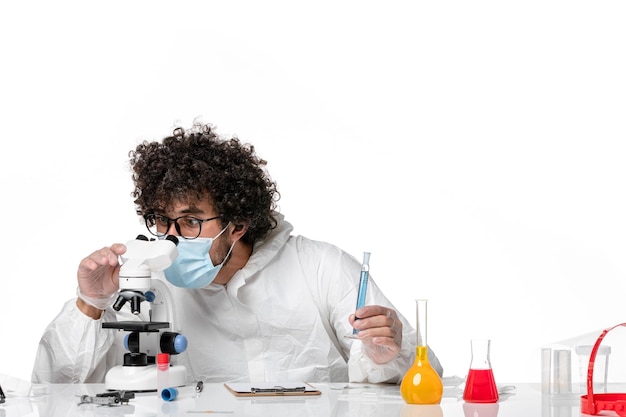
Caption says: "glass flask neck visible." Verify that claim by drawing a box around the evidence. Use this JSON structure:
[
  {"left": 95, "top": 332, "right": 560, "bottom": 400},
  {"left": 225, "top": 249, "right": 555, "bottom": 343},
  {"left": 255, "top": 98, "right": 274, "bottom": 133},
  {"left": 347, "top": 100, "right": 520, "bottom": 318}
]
[
  {"left": 470, "top": 339, "right": 492, "bottom": 370},
  {"left": 416, "top": 345, "right": 430, "bottom": 362}
]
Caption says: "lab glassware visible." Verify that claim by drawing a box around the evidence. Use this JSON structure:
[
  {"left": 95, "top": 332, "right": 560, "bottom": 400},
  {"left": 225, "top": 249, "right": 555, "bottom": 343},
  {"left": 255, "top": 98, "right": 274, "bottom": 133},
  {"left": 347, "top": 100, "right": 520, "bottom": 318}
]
[
  {"left": 344, "top": 252, "right": 371, "bottom": 340},
  {"left": 353, "top": 252, "right": 371, "bottom": 336},
  {"left": 576, "top": 345, "right": 610, "bottom": 393},
  {"left": 463, "top": 339, "right": 499, "bottom": 403},
  {"left": 157, "top": 353, "right": 170, "bottom": 400},
  {"left": 400, "top": 299, "right": 443, "bottom": 404}
]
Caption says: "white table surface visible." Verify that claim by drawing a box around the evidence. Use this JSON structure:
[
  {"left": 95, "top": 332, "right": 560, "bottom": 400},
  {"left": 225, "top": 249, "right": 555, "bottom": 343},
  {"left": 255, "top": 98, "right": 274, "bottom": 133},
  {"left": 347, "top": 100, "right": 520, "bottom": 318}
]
[{"left": 0, "top": 381, "right": 585, "bottom": 417}]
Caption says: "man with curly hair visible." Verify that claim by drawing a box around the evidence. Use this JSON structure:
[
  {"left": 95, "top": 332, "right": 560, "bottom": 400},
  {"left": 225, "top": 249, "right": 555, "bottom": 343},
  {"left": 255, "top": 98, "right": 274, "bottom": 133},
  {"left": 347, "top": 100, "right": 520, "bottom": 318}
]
[{"left": 32, "top": 120, "right": 442, "bottom": 384}]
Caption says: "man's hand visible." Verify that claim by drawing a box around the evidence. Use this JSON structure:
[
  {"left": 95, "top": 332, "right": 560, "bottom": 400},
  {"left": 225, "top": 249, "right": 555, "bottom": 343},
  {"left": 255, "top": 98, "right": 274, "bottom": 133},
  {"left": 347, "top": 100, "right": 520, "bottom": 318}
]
[
  {"left": 349, "top": 305, "right": 402, "bottom": 364},
  {"left": 76, "top": 244, "right": 126, "bottom": 317}
]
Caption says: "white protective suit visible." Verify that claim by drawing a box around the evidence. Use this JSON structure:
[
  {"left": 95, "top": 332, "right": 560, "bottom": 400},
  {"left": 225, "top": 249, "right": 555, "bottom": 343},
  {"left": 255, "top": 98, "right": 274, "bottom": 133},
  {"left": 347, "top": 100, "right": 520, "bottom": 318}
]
[{"left": 32, "top": 215, "right": 443, "bottom": 384}]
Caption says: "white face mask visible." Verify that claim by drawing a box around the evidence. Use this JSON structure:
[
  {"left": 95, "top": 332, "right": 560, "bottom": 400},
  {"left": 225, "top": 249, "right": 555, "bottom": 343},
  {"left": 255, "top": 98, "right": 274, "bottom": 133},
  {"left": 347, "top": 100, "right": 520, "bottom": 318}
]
[{"left": 163, "top": 224, "right": 233, "bottom": 288}]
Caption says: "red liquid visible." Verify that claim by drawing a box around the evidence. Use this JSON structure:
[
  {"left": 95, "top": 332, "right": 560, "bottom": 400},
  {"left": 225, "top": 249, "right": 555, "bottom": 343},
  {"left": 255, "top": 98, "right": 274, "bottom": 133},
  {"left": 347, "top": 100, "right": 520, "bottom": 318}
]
[{"left": 463, "top": 368, "right": 499, "bottom": 403}]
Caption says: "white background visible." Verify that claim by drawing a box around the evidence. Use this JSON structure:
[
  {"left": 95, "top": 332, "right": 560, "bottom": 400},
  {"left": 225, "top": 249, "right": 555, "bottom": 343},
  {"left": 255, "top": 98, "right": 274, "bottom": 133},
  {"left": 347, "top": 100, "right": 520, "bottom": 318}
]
[{"left": 1, "top": 1, "right": 625, "bottom": 385}]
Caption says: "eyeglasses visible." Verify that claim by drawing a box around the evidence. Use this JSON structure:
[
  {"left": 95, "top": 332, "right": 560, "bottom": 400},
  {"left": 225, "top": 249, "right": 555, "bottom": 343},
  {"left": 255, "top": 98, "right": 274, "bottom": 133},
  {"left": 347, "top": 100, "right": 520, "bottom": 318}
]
[{"left": 143, "top": 213, "right": 222, "bottom": 240}]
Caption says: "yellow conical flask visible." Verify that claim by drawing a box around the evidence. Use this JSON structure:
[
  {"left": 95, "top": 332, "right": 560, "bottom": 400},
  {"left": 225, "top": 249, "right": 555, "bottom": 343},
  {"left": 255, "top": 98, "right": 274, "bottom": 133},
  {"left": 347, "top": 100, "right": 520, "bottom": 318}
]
[{"left": 400, "top": 299, "right": 443, "bottom": 404}]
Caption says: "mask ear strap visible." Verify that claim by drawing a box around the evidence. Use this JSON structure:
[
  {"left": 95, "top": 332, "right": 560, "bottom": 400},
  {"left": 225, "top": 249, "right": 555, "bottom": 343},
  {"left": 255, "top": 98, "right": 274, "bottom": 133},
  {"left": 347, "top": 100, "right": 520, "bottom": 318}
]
[
  {"left": 216, "top": 222, "right": 235, "bottom": 265},
  {"left": 214, "top": 222, "right": 232, "bottom": 240},
  {"left": 219, "top": 239, "right": 236, "bottom": 267}
]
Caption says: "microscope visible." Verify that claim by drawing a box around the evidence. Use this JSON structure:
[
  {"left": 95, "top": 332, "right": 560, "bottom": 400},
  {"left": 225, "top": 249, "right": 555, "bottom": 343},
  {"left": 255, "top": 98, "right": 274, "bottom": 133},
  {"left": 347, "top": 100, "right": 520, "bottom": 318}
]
[{"left": 102, "top": 235, "right": 188, "bottom": 391}]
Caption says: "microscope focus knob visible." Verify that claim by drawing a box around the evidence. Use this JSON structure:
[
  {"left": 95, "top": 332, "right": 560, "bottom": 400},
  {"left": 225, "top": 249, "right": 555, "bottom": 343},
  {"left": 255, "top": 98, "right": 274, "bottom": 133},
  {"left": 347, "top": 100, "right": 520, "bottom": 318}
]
[
  {"left": 124, "top": 332, "right": 141, "bottom": 353},
  {"left": 160, "top": 332, "right": 188, "bottom": 355}
]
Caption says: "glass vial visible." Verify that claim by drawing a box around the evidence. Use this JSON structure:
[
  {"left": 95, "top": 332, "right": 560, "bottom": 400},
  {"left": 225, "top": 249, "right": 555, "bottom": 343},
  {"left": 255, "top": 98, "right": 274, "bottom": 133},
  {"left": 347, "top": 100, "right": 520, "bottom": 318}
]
[
  {"left": 400, "top": 299, "right": 443, "bottom": 404},
  {"left": 157, "top": 353, "right": 170, "bottom": 400},
  {"left": 463, "top": 339, "right": 499, "bottom": 403}
]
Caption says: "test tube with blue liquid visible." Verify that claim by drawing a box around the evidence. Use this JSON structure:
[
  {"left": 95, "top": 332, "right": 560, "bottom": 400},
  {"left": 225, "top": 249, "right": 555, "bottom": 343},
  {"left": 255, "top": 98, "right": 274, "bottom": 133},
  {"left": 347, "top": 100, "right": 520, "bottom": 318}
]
[{"left": 352, "top": 252, "right": 371, "bottom": 336}]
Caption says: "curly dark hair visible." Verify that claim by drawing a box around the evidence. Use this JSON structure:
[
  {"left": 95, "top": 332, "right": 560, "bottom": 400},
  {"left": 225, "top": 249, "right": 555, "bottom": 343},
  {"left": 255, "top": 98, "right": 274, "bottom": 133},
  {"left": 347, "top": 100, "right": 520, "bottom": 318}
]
[{"left": 129, "top": 121, "right": 279, "bottom": 245}]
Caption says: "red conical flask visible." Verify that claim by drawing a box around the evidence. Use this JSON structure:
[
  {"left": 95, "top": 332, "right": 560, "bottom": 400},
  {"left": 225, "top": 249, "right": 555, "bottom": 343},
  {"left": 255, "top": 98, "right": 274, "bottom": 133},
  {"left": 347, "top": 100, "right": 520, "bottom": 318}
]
[{"left": 463, "top": 339, "right": 499, "bottom": 403}]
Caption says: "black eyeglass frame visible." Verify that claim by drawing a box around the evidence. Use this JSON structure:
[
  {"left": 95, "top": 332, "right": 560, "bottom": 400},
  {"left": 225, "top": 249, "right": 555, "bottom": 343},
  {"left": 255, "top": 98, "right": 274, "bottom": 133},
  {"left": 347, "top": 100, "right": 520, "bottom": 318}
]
[{"left": 143, "top": 213, "right": 222, "bottom": 240}]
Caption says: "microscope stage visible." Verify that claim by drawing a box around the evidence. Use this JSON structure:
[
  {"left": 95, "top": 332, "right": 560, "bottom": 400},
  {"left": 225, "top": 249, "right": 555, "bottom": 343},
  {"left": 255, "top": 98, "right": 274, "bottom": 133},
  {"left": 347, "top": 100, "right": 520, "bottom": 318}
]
[{"left": 102, "top": 321, "right": 170, "bottom": 332}]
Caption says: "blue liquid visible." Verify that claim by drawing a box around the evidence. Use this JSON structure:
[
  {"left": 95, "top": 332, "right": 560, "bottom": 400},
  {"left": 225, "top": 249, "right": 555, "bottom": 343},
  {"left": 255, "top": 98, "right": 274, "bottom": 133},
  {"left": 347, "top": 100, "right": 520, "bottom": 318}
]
[{"left": 353, "top": 270, "right": 369, "bottom": 335}]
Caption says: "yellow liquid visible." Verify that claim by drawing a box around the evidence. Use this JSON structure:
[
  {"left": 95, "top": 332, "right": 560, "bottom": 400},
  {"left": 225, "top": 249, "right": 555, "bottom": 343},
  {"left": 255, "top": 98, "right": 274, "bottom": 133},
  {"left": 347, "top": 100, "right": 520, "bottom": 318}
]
[{"left": 400, "top": 345, "right": 443, "bottom": 404}]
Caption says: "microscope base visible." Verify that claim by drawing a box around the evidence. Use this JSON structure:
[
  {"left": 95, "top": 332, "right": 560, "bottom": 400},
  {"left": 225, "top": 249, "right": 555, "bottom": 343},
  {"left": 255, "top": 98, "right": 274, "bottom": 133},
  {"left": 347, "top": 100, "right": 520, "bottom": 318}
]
[{"left": 105, "top": 364, "right": 187, "bottom": 391}]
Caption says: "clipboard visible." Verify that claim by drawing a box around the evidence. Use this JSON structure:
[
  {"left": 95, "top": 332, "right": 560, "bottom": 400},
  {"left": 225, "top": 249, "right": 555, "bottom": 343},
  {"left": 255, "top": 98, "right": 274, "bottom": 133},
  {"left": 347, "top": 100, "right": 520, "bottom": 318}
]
[{"left": 224, "top": 382, "right": 321, "bottom": 397}]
